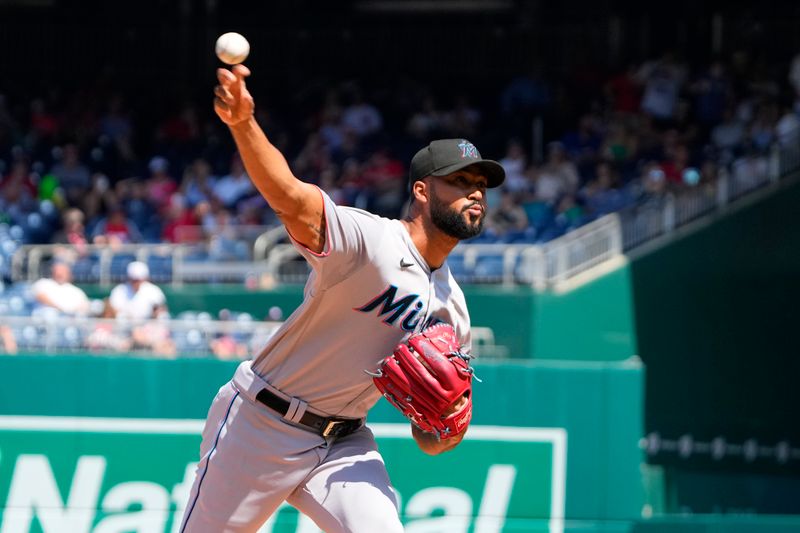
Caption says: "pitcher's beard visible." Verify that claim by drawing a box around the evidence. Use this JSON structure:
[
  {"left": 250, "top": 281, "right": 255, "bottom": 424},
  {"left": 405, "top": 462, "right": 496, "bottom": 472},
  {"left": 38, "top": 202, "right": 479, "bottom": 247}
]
[{"left": 429, "top": 193, "right": 484, "bottom": 240}]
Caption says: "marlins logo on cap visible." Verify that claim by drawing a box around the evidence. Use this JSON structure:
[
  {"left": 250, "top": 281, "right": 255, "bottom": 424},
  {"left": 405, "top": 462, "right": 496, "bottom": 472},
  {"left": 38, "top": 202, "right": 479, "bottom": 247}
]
[{"left": 457, "top": 140, "right": 479, "bottom": 159}]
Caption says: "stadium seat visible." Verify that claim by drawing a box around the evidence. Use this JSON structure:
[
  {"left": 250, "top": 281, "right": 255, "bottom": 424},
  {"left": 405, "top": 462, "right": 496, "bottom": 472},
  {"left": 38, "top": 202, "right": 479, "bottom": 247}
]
[
  {"left": 147, "top": 255, "right": 173, "bottom": 283},
  {"left": 109, "top": 254, "right": 137, "bottom": 281},
  {"left": 473, "top": 255, "right": 505, "bottom": 283}
]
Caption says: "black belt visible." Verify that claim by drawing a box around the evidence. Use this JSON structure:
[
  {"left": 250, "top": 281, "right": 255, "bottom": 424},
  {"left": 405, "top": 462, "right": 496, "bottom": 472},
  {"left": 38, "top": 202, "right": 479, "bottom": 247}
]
[{"left": 255, "top": 388, "right": 363, "bottom": 439}]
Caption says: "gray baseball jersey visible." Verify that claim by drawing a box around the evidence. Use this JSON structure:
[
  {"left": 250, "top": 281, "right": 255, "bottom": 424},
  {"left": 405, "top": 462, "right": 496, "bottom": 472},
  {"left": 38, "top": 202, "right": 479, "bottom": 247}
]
[
  {"left": 180, "top": 189, "right": 473, "bottom": 532},
  {"left": 250, "top": 189, "right": 472, "bottom": 418}
]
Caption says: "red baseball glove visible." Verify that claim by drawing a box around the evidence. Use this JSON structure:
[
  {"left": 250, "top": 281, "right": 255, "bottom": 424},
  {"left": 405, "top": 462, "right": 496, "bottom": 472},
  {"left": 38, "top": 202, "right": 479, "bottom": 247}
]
[{"left": 369, "top": 323, "right": 475, "bottom": 440}]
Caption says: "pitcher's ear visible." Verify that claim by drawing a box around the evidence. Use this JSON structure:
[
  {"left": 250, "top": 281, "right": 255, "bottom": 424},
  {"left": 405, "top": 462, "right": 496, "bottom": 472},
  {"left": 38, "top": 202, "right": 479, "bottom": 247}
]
[{"left": 411, "top": 179, "right": 429, "bottom": 204}]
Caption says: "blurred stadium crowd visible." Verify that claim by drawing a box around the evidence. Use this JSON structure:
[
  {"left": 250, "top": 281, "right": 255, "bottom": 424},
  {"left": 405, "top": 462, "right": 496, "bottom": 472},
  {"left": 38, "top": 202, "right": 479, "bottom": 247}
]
[
  {"left": 0, "top": 259, "right": 282, "bottom": 357},
  {"left": 2, "top": 47, "right": 800, "bottom": 355}
]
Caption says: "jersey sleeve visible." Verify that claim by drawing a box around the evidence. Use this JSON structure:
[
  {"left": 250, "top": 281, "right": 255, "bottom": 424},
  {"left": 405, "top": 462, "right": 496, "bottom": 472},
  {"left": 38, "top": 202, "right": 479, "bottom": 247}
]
[{"left": 287, "top": 188, "right": 380, "bottom": 289}]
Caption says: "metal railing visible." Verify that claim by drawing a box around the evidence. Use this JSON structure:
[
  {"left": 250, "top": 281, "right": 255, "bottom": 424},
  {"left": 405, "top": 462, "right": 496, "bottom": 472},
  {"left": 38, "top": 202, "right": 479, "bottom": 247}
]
[
  {"left": 253, "top": 226, "right": 290, "bottom": 262},
  {"left": 12, "top": 243, "right": 179, "bottom": 285},
  {"left": 252, "top": 213, "right": 623, "bottom": 289},
  {"left": 517, "top": 214, "right": 622, "bottom": 288},
  {"left": 0, "top": 315, "right": 506, "bottom": 359},
  {"left": 0, "top": 315, "right": 283, "bottom": 358},
  {"left": 10, "top": 226, "right": 280, "bottom": 286},
  {"left": 7, "top": 217, "right": 624, "bottom": 288},
  {"left": 620, "top": 141, "right": 800, "bottom": 251}
]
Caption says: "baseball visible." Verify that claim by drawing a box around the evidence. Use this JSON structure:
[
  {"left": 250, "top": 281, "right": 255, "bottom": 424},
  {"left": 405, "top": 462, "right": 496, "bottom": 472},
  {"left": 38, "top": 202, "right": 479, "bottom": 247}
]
[{"left": 215, "top": 32, "right": 250, "bottom": 65}]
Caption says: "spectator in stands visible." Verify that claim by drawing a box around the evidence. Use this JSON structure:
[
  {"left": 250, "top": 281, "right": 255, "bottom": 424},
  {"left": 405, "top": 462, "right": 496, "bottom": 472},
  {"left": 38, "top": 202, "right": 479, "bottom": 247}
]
[
  {"left": 535, "top": 142, "right": 580, "bottom": 201},
  {"left": 91, "top": 204, "right": 143, "bottom": 245},
  {"left": 180, "top": 157, "right": 217, "bottom": 207},
  {"left": 318, "top": 167, "right": 348, "bottom": 206},
  {"left": 52, "top": 208, "right": 89, "bottom": 253},
  {"left": 499, "top": 139, "right": 529, "bottom": 194},
  {"left": 775, "top": 103, "right": 800, "bottom": 147},
  {"left": 86, "top": 299, "right": 133, "bottom": 353},
  {"left": 660, "top": 144, "right": 692, "bottom": 185},
  {"left": 123, "top": 179, "right": 159, "bottom": 238},
  {"left": 485, "top": 190, "right": 529, "bottom": 240},
  {"left": 0, "top": 159, "right": 37, "bottom": 213},
  {"left": 109, "top": 261, "right": 168, "bottom": 320},
  {"left": 210, "top": 309, "right": 250, "bottom": 360},
  {"left": 331, "top": 129, "right": 364, "bottom": 168},
  {"left": 601, "top": 120, "right": 638, "bottom": 170},
  {"left": 444, "top": 95, "right": 481, "bottom": 137},
  {"left": 341, "top": 89, "right": 383, "bottom": 138},
  {"left": 213, "top": 152, "right": 255, "bottom": 209},
  {"left": 638, "top": 162, "right": 669, "bottom": 207},
  {"left": 748, "top": 103, "right": 778, "bottom": 153},
  {"left": 637, "top": 51, "right": 688, "bottom": 125},
  {"left": 605, "top": 63, "right": 642, "bottom": 115},
  {"left": 77, "top": 172, "right": 113, "bottom": 224},
  {"left": 0, "top": 324, "right": 17, "bottom": 354},
  {"left": 561, "top": 113, "right": 603, "bottom": 172},
  {"left": 50, "top": 143, "right": 91, "bottom": 206},
  {"left": 31, "top": 261, "right": 90, "bottom": 316},
  {"left": 581, "top": 161, "right": 629, "bottom": 216},
  {"left": 406, "top": 96, "right": 443, "bottom": 140},
  {"left": 360, "top": 149, "right": 405, "bottom": 217},
  {"left": 317, "top": 90, "right": 345, "bottom": 151},
  {"left": 500, "top": 69, "right": 552, "bottom": 117},
  {"left": 552, "top": 193, "right": 586, "bottom": 233},
  {"left": 161, "top": 193, "right": 200, "bottom": 243},
  {"left": 207, "top": 209, "right": 249, "bottom": 261},
  {"left": 690, "top": 60, "right": 732, "bottom": 132},
  {"left": 156, "top": 101, "right": 200, "bottom": 146},
  {"left": 698, "top": 158, "right": 719, "bottom": 187},
  {"left": 108, "top": 261, "right": 175, "bottom": 356},
  {"left": 711, "top": 107, "right": 746, "bottom": 160},
  {"left": 145, "top": 156, "right": 178, "bottom": 213},
  {"left": 731, "top": 143, "right": 769, "bottom": 187},
  {"left": 292, "top": 132, "right": 332, "bottom": 180}
]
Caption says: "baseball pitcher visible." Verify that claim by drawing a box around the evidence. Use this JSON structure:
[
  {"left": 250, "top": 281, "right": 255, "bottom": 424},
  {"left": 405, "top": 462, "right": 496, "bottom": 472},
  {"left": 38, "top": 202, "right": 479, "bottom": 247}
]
[{"left": 179, "top": 64, "right": 505, "bottom": 532}]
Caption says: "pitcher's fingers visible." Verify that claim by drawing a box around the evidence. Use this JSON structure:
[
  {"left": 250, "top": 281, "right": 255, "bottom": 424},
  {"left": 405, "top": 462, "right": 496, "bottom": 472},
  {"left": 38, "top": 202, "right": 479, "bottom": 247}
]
[
  {"left": 214, "top": 85, "right": 233, "bottom": 103},
  {"left": 217, "top": 68, "right": 236, "bottom": 87},
  {"left": 229, "top": 64, "right": 250, "bottom": 99},
  {"left": 231, "top": 64, "right": 251, "bottom": 79},
  {"left": 214, "top": 97, "right": 231, "bottom": 114}
]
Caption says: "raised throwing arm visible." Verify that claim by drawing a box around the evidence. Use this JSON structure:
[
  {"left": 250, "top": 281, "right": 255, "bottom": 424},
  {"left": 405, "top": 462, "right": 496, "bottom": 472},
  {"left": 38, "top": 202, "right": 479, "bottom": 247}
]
[{"left": 214, "top": 65, "right": 326, "bottom": 253}]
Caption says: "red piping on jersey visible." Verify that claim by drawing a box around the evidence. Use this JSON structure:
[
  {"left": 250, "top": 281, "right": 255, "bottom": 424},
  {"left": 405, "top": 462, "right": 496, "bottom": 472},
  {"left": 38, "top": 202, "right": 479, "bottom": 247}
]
[{"left": 285, "top": 185, "right": 331, "bottom": 258}]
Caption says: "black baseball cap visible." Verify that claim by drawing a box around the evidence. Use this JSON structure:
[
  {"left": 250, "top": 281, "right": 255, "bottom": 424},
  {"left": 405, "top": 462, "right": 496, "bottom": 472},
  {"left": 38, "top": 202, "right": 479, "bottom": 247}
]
[{"left": 409, "top": 139, "right": 505, "bottom": 189}]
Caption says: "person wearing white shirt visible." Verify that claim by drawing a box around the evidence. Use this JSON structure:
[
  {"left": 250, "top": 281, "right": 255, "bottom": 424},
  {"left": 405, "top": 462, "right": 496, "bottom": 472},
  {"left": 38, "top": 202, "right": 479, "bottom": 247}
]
[
  {"left": 109, "top": 261, "right": 168, "bottom": 320},
  {"left": 108, "top": 261, "right": 175, "bottom": 357},
  {"left": 32, "top": 262, "right": 90, "bottom": 316}
]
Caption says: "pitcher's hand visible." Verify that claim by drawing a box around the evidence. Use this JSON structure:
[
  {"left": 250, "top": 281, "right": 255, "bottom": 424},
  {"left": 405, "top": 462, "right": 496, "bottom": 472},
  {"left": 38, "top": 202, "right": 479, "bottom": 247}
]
[{"left": 214, "top": 64, "right": 254, "bottom": 127}]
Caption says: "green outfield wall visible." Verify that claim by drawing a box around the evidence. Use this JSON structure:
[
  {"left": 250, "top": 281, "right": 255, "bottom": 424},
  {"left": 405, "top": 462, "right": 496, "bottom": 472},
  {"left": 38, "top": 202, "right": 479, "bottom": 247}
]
[
  {"left": 0, "top": 354, "right": 644, "bottom": 533},
  {"left": 628, "top": 179, "right": 800, "bottom": 514},
  {"left": 531, "top": 264, "right": 636, "bottom": 361},
  {"left": 629, "top": 180, "right": 800, "bottom": 453}
]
